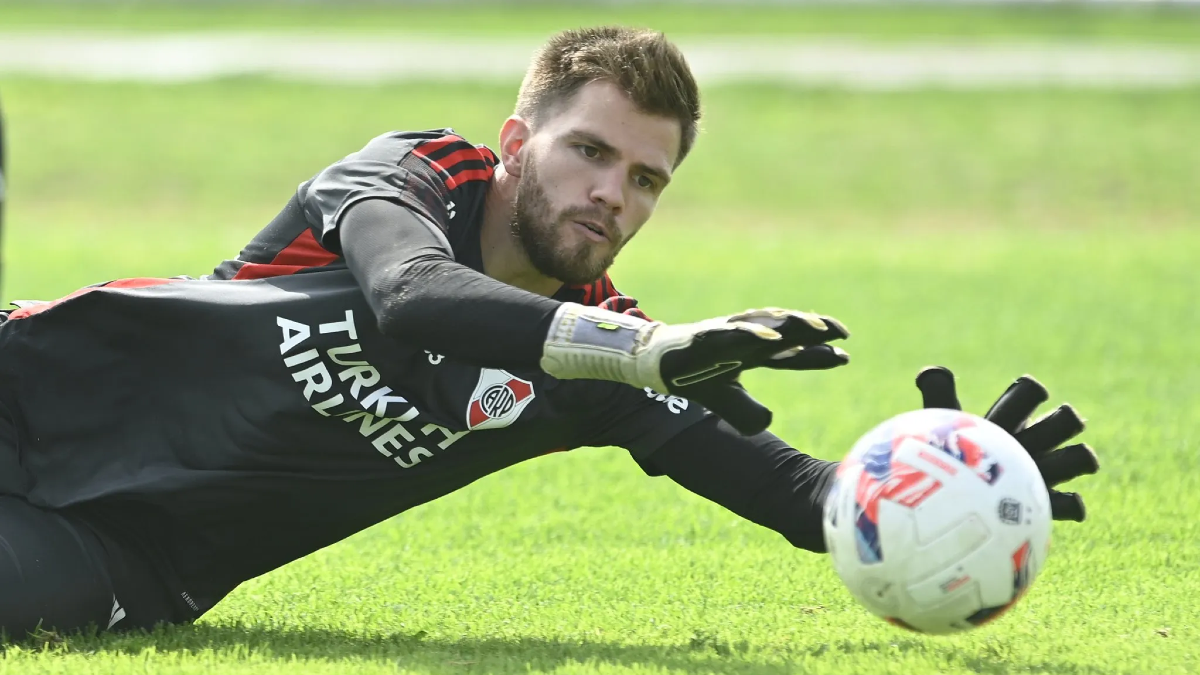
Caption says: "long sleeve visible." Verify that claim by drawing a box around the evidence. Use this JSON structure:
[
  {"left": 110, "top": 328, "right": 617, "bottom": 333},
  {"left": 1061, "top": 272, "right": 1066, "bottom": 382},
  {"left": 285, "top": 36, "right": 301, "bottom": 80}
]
[
  {"left": 340, "top": 198, "right": 561, "bottom": 370},
  {"left": 643, "top": 415, "right": 838, "bottom": 553}
]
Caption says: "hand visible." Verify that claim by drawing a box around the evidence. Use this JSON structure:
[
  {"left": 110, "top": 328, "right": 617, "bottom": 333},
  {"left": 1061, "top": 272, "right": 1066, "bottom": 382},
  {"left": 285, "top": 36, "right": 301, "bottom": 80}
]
[
  {"left": 655, "top": 308, "right": 851, "bottom": 434},
  {"left": 541, "top": 304, "right": 850, "bottom": 435},
  {"left": 914, "top": 366, "right": 1099, "bottom": 521}
]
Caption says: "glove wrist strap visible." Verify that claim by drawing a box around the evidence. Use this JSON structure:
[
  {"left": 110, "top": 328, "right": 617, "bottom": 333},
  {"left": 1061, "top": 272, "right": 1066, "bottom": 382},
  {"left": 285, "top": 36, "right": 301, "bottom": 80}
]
[{"left": 540, "top": 302, "right": 664, "bottom": 390}]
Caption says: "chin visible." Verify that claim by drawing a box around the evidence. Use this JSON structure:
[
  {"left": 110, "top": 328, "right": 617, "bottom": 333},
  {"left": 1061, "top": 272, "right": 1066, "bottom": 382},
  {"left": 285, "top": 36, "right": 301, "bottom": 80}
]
[{"left": 551, "top": 259, "right": 607, "bottom": 286}]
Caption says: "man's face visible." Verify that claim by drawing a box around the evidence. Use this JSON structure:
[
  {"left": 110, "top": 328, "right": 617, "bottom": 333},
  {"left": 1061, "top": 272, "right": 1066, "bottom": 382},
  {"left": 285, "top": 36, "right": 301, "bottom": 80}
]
[{"left": 511, "top": 80, "right": 681, "bottom": 286}]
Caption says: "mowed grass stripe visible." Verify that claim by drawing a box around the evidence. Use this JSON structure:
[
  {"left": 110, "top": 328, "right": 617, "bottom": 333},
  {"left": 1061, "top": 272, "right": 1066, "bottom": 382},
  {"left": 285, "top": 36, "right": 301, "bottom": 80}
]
[
  {"left": 0, "top": 1, "right": 1199, "bottom": 43},
  {"left": 2, "top": 79, "right": 1198, "bottom": 277}
]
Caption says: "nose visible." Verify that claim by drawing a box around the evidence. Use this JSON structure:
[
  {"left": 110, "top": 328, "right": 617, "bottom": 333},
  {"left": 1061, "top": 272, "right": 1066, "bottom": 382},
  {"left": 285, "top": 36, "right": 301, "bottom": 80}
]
[{"left": 589, "top": 167, "right": 625, "bottom": 217}]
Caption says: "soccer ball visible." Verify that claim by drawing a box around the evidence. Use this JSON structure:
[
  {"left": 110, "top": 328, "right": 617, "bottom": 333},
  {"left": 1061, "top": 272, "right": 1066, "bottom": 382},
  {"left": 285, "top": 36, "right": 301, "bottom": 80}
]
[{"left": 822, "top": 408, "right": 1052, "bottom": 634}]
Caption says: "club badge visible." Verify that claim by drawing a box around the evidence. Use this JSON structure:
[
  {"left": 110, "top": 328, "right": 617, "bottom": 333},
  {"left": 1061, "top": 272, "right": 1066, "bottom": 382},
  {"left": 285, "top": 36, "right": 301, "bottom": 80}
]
[{"left": 466, "top": 369, "right": 536, "bottom": 430}]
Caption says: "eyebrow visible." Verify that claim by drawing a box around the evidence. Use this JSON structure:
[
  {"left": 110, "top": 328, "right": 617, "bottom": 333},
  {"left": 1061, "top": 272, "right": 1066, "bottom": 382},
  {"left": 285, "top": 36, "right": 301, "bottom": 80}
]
[{"left": 569, "top": 130, "right": 673, "bottom": 187}]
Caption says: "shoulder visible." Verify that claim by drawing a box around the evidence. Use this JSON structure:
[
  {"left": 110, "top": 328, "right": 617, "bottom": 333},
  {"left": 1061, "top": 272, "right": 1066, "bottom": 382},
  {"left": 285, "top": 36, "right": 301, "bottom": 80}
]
[
  {"left": 402, "top": 130, "right": 499, "bottom": 192},
  {"left": 338, "top": 129, "right": 498, "bottom": 190},
  {"left": 350, "top": 129, "right": 498, "bottom": 190},
  {"left": 352, "top": 129, "right": 460, "bottom": 158}
]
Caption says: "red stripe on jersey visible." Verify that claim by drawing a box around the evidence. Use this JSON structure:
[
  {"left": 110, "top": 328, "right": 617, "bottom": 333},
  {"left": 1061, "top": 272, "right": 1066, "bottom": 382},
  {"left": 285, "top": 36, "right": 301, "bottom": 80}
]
[
  {"left": 413, "top": 136, "right": 495, "bottom": 190},
  {"left": 411, "top": 136, "right": 464, "bottom": 170},
  {"left": 105, "top": 278, "right": 182, "bottom": 290},
  {"left": 445, "top": 167, "right": 493, "bottom": 190},
  {"left": 412, "top": 135, "right": 459, "bottom": 157},
  {"left": 589, "top": 274, "right": 616, "bottom": 303},
  {"left": 8, "top": 277, "right": 182, "bottom": 321},
  {"left": 567, "top": 273, "right": 614, "bottom": 307},
  {"left": 564, "top": 273, "right": 651, "bottom": 318},
  {"left": 429, "top": 147, "right": 483, "bottom": 172},
  {"left": 232, "top": 229, "right": 339, "bottom": 281}
]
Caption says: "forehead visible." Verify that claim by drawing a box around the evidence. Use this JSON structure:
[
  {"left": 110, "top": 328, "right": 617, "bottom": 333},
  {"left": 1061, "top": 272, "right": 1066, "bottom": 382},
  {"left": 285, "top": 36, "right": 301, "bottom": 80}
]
[{"left": 538, "top": 80, "right": 682, "bottom": 171}]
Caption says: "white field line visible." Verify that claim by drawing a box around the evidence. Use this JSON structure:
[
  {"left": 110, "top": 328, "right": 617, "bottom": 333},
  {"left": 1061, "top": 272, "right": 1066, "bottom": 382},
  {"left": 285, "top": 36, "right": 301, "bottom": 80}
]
[{"left": 2, "top": 32, "right": 1200, "bottom": 88}]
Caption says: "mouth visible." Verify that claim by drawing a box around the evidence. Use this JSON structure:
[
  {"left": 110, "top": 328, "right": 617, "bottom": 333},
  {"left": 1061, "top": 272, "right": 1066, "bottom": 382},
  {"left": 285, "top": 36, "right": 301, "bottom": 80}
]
[{"left": 572, "top": 219, "right": 610, "bottom": 243}]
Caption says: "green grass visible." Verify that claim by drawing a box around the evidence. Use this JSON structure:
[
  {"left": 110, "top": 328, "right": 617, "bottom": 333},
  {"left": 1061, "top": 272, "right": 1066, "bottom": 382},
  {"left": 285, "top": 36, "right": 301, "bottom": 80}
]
[
  {"left": 1, "top": 75, "right": 1199, "bottom": 673},
  {"left": 3, "top": 78, "right": 1198, "bottom": 287},
  {"left": 1, "top": 0, "right": 1199, "bottom": 42}
]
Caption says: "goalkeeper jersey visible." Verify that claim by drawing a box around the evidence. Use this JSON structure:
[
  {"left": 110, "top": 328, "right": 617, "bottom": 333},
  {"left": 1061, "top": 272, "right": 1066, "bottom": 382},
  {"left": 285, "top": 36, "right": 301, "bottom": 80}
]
[
  {"left": 0, "top": 271, "right": 707, "bottom": 619},
  {"left": 0, "top": 129, "right": 708, "bottom": 618}
]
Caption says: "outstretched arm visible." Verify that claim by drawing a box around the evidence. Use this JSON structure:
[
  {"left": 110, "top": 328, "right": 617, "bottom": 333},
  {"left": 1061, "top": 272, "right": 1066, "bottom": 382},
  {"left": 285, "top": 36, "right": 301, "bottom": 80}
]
[
  {"left": 644, "top": 416, "right": 838, "bottom": 553},
  {"left": 643, "top": 368, "right": 1100, "bottom": 552},
  {"left": 339, "top": 196, "right": 850, "bottom": 435}
]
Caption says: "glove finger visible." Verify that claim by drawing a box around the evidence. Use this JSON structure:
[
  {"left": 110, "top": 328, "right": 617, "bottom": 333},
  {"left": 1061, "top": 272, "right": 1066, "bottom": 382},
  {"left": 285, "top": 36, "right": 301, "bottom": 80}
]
[
  {"left": 717, "top": 320, "right": 820, "bottom": 365},
  {"left": 763, "top": 344, "right": 850, "bottom": 371},
  {"left": 732, "top": 309, "right": 850, "bottom": 347},
  {"left": 915, "top": 366, "right": 962, "bottom": 411},
  {"left": 1034, "top": 443, "right": 1099, "bottom": 488},
  {"left": 723, "top": 320, "right": 783, "bottom": 342},
  {"left": 1015, "top": 404, "right": 1085, "bottom": 456},
  {"left": 797, "top": 314, "right": 850, "bottom": 341},
  {"left": 984, "top": 375, "right": 1049, "bottom": 434},
  {"left": 692, "top": 382, "right": 773, "bottom": 436},
  {"left": 1049, "top": 490, "right": 1087, "bottom": 522}
]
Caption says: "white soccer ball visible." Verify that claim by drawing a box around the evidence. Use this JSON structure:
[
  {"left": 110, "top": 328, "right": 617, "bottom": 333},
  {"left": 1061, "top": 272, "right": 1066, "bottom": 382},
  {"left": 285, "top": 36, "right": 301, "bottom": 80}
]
[{"left": 822, "top": 408, "right": 1052, "bottom": 634}]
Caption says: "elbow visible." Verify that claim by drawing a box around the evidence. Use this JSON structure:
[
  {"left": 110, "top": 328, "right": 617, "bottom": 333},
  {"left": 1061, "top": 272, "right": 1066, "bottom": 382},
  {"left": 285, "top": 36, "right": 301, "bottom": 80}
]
[
  {"left": 363, "top": 263, "right": 414, "bottom": 339},
  {"left": 373, "top": 293, "right": 410, "bottom": 339},
  {"left": 367, "top": 257, "right": 444, "bottom": 340}
]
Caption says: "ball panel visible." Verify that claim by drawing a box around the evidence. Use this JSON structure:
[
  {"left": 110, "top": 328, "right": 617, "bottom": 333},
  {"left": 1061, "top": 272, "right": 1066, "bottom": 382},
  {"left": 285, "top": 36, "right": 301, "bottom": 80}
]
[
  {"left": 965, "top": 541, "right": 1035, "bottom": 627},
  {"left": 904, "top": 514, "right": 991, "bottom": 600},
  {"left": 905, "top": 585, "right": 989, "bottom": 635}
]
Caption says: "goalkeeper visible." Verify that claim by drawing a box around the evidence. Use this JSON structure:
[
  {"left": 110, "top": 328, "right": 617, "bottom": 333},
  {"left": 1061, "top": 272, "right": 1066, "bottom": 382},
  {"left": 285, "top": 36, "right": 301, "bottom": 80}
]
[{"left": 0, "top": 27, "right": 1098, "bottom": 637}]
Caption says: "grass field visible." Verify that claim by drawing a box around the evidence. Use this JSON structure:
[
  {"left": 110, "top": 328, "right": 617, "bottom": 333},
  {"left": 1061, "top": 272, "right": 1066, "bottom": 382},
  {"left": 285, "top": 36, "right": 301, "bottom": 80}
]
[{"left": 1, "top": 3, "right": 1199, "bottom": 674}]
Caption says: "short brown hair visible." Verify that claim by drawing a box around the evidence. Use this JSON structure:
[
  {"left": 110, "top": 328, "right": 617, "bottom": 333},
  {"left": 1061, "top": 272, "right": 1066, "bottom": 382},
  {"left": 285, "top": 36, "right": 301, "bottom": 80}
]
[{"left": 516, "top": 26, "right": 701, "bottom": 166}]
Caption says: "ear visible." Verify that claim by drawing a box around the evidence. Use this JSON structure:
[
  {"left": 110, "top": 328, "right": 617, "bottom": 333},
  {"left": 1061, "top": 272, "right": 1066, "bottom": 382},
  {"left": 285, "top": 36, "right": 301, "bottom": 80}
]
[{"left": 499, "top": 116, "right": 531, "bottom": 178}]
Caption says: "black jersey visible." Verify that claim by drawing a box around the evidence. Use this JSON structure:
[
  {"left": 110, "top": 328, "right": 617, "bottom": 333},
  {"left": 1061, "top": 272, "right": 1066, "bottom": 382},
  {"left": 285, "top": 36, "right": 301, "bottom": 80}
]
[
  {"left": 208, "top": 129, "right": 642, "bottom": 315},
  {"left": 0, "top": 129, "right": 707, "bottom": 617},
  {"left": 0, "top": 271, "right": 708, "bottom": 618}
]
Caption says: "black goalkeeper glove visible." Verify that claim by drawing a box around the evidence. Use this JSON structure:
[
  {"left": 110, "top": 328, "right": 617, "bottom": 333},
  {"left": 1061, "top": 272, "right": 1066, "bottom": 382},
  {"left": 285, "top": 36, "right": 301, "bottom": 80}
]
[
  {"left": 541, "top": 304, "right": 850, "bottom": 435},
  {"left": 914, "top": 366, "right": 1099, "bottom": 522}
]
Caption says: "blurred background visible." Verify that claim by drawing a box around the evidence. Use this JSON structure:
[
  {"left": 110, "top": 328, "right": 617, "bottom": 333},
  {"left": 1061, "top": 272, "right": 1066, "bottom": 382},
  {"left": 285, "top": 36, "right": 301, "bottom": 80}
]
[
  {"left": 2, "top": 0, "right": 1197, "bottom": 433},
  {"left": 3, "top": 1, "right": 1199, "bottom": 286}
]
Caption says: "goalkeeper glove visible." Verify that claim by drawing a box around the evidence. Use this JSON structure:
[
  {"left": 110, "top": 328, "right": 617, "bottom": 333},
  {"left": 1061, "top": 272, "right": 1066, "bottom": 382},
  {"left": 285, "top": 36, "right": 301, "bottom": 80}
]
[
  {"left": 914, "top": 366, "right": 1100, "bottom": 522},
  {"left": 541, "top": 302, "right": 850, "bottom": 435}
]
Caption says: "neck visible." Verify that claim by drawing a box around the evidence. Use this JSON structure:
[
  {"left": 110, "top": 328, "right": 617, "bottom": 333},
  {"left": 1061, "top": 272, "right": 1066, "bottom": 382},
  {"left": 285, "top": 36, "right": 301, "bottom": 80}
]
[{"left": 480, "top": 164, "right": 565, "bottom": 298}]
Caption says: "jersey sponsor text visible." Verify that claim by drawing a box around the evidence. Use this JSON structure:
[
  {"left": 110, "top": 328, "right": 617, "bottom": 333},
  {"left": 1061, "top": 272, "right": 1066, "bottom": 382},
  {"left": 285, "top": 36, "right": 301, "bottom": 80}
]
[{"left": 277, "top": 309, "right": 467, "bottom": 468}]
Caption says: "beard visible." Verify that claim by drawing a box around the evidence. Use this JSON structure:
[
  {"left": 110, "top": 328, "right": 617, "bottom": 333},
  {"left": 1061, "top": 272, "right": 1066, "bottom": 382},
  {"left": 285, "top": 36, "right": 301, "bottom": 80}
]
[{"left": 510, "top": 159, "right": 620, "bottom": 286}]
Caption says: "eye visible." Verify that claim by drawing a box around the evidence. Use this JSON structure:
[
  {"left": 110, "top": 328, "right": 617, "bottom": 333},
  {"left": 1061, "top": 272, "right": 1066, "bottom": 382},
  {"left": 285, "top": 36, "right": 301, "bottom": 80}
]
[
  {"left": 577, "top": 144, "right": 600, "bottom": 159},
  {"left": 635, "top": 175, "right": 655, "bottom": 190}
]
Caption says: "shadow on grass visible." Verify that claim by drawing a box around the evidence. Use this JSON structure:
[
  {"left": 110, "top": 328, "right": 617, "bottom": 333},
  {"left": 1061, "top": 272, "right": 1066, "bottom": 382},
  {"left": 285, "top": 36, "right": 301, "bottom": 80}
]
[
  {"left": 827, "top": 637, "right": 1115, "bottom": 675},
  {"left": 8, "top": 624, "right": 1115, "bottom": 675},
  {"left": 12, "top": 623, "right": 792, "bottom": 674}
]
